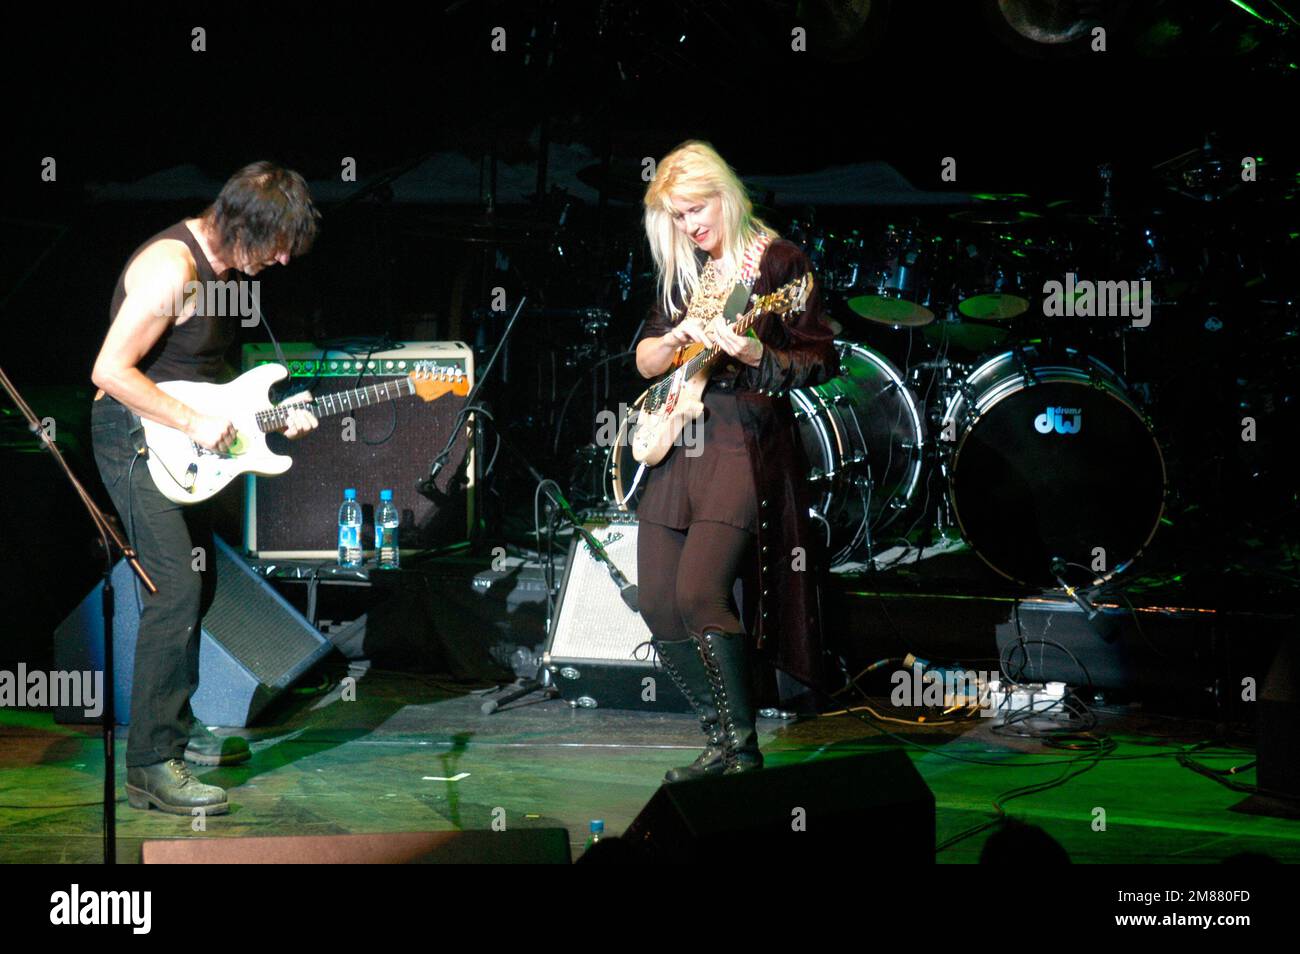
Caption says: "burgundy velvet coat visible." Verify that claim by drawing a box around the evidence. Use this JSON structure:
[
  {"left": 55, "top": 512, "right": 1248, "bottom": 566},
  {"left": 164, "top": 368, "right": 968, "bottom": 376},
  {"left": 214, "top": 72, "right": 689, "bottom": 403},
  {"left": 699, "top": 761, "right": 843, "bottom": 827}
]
[{"left": 639, "top": 239, "right": 840, "bottom": 689}]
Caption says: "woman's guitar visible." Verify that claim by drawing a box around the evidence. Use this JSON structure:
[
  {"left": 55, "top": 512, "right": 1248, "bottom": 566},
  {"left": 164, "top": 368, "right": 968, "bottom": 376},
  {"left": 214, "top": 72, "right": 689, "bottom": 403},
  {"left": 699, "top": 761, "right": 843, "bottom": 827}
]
[
  {"left": 141, "top": 361, "right": 468, "bottom": 504},
  {"left": 628, "top": 273, "right": 812, "bottom": 467}
]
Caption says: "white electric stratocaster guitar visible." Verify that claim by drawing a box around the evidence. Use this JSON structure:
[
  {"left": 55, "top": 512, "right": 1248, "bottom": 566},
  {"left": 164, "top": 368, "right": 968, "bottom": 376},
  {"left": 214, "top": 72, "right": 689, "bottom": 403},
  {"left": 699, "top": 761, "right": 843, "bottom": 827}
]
[
  {"left": 628, "top": 272, "right": 813, "bottom": 467},
  {"left": 141, "top": 361, "right": 469, "bottom": 504}
]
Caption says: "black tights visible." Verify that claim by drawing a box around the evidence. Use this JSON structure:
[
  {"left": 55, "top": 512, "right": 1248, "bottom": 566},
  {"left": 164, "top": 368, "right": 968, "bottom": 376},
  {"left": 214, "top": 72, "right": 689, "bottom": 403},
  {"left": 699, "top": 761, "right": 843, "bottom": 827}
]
[{"left": 637, "top": 520, "right": 754, "bottom": 643}]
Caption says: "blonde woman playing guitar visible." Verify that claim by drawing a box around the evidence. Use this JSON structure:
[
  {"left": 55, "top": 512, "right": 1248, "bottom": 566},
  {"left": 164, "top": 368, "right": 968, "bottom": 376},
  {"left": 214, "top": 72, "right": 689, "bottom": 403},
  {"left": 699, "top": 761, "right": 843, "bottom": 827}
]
[{"left": 634, "top": 142, "right": 839, "bottom": 782}]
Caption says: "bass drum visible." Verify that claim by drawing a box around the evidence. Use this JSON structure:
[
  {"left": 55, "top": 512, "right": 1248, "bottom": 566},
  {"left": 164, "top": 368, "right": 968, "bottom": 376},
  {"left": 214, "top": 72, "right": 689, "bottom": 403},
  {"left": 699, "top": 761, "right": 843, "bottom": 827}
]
[
  {"left": 941, "top": 347, "right": 1166, "bottom": 587},
  {"left": 792, "top": 341, "right": 924, "bottom": 566}
]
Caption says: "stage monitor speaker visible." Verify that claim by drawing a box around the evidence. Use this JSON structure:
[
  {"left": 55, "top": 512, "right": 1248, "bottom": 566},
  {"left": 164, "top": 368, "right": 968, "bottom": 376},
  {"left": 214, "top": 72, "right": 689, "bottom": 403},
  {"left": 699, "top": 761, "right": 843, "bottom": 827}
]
[
  {"left": 541, "top": 518, "right": 690, "bottom": 712},
  {"left": 621, "top": 750, "right": 935, "bottom": 863},
  {"left": 54, "top": 536, "right": 333, "bottom": 728},
  {"left": 994, "top": 595, "right": 1210, "bottom": 691},
  {"left": 241, "top": 342, "right": 475, "bottom": 558},
  {"left": 142, "top": 829, "right": 571, "bottom": 863}
]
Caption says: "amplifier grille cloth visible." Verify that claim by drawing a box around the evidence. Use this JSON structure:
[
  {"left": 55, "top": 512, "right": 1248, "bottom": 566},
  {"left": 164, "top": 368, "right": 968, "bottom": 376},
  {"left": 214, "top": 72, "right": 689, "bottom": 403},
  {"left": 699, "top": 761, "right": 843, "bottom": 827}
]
[
  {"left": 549, "top": 524, "right": 651, "bottom": 662},
  {"left": 203, "top": 545, "right": 326, "bottom": 686}
]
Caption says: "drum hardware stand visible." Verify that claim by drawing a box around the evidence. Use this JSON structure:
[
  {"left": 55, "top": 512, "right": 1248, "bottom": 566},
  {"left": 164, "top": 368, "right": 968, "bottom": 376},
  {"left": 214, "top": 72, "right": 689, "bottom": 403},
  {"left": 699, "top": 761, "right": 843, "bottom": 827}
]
[
  {"left": 1098, "top": 163, "right": 1115, "bottom": 220},
  {"left": 856, "top": 475, "right": 877, "bottom": 567}
]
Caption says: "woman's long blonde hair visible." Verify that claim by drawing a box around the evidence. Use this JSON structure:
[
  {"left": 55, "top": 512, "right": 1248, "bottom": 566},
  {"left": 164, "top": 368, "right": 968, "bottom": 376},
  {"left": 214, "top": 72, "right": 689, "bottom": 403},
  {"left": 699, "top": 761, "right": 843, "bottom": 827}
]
[{"left": 643, "top": 141, "right": 774, "bottom": 320}]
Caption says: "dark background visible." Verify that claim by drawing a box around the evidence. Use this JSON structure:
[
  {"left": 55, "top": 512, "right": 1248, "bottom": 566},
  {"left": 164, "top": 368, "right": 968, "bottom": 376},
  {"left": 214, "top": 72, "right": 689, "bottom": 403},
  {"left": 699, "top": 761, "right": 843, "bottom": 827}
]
[{"left": 2, "top": 0, "right": 1296, "bottom": 665}]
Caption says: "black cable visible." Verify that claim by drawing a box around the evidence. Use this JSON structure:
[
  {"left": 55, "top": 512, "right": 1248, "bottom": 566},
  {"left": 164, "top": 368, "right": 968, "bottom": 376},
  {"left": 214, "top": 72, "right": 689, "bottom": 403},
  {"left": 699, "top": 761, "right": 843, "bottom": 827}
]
[
  {"left": 126, "top": 445, "right": 143, "bottom": 618},
  {"left": 304, "top": 338, "right": 402, "bottom": 448},
  {"left": 1114, "top": 590, "right": 1171, "bottom": 659},
  {"left": 936, "top": 733, "right": 1116, "bottom": 854},
  {"left": 1177, "top": 741, "right": 1300, "bottom": 803},
  {"left": 465, "top": 406, "right": 502, "bottom": 479}
]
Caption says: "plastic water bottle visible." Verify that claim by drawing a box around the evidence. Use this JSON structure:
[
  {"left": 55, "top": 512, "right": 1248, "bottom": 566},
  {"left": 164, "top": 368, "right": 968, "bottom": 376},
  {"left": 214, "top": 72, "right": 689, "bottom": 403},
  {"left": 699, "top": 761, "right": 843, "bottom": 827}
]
[
  {"left": 584, "top": 819, "right": 604, "bottom": 852},
  {"left": 376, "top": 489, "right": 400, "bottom": 568},
  {"left": 338, "top": 488, "right": 362, "bottom": 567}
]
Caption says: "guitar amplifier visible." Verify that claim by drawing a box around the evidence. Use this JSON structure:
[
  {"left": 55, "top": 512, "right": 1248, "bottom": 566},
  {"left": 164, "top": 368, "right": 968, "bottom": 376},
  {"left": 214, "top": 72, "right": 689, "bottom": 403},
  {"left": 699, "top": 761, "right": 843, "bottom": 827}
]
[
  {"left": 542, "top": 519, "right": 690, "bottom": 713},
  {"left": 241, "top": 342, "right": 475, "bottom": 558}
]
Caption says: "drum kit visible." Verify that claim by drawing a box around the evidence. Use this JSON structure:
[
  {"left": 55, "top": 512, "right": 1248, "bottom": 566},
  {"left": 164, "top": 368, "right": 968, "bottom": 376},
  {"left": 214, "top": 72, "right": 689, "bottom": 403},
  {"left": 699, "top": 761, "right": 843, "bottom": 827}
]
[{"left": 776, "top": 197, "right": 1176, "bottom": 587}]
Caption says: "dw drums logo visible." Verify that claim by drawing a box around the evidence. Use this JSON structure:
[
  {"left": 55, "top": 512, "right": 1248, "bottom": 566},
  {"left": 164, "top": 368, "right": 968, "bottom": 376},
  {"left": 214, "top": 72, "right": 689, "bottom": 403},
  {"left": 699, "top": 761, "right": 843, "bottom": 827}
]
[{"left": 1034, "top": 406, "right": 1082, "bottom": 434}]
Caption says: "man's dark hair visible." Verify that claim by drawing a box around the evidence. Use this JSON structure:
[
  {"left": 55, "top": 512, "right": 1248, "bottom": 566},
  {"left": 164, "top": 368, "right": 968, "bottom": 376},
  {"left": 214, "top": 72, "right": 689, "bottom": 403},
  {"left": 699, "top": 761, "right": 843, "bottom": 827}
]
[{"left": 202, "top": 161, "right": 320, "bottom": 266}]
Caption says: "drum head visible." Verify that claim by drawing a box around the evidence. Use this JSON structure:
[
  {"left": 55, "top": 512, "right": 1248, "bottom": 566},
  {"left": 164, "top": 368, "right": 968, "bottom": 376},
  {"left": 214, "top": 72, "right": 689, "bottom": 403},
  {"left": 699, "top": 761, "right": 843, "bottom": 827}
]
[
  {"left": 794, "top": 342, "right": 923, "bottom": 564},
  {"left": 950, "top": 377, "right": 1165, "bottom": 586}
]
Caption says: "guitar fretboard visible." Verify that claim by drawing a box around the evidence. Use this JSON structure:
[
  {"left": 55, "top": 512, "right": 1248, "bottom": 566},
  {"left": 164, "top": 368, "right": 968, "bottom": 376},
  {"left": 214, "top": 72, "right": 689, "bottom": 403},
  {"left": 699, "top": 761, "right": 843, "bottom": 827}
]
[{"left": 254, "top": 378, "right": 413, "bottom": 432}]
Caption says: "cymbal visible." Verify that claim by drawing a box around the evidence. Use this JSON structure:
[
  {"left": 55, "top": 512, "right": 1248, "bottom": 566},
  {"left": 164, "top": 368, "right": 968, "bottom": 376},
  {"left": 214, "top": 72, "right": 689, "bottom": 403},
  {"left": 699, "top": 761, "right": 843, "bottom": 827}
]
[
  {"left": 958, "top": 293, "right": 1031, "bottom": 321},
  {"left": 845, "top": 294, "right": 934, "bottom": 327},
  {"left": 969, "top": 192, "right": 1032, "bottom": 203},
  {"left": 949, "top": 209, "right": 1044, "bottom": 227}
]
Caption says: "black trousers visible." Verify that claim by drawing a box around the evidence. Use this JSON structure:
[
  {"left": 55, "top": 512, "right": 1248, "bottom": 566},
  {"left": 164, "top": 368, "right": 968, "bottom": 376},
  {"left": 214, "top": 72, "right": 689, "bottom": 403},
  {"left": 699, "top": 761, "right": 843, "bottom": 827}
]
[
  {"left": 636, "top": 520, "right": 754, "bottom": 642},
  {"left": 90, "top": 397, "right": 216, "bottom": 767}
]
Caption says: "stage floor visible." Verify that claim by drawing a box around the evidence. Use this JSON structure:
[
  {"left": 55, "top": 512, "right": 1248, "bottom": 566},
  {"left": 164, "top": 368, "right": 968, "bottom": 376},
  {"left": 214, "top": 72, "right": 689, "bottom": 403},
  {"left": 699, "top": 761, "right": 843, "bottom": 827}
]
[{"left": 1, "top": 670, "right": 1296, "bottom": 863}]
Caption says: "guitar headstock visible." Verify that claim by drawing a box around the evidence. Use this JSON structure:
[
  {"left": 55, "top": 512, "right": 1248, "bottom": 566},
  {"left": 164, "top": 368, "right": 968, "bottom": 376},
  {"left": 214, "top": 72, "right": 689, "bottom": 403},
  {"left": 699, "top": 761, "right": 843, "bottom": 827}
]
[
  {"left": 410, "top": 361, "right": 470, "bottom": 401},
  {"left": 752, "top": 272, "right": 813, "bottom": 321}
]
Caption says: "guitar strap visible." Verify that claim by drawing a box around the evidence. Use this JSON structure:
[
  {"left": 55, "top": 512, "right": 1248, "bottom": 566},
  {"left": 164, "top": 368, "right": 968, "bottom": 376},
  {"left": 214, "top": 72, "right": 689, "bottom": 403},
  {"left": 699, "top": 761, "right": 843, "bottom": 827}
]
[{"left": 722, "top": 231, "right": 771, "bottom": 322}]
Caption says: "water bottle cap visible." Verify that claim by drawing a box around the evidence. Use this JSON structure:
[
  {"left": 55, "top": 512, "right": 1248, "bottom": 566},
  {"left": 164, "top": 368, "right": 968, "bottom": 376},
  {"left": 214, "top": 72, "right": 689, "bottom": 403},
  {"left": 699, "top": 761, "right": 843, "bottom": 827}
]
[
  {"left": 344, "top": 488, "right": 357, "bottom": 499},
  {"left": 380, "top": 489, "right": 393, "bottom": 501},
  {"left": 590, "top": 820, "right": 604, "bottom": 833}
]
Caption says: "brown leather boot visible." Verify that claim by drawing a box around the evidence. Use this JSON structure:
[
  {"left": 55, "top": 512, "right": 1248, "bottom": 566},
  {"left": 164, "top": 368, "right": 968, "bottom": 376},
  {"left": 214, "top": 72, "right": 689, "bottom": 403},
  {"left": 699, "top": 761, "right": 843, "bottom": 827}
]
[{"left": 126, "top": 759, "right": 230, "bottom": 815}]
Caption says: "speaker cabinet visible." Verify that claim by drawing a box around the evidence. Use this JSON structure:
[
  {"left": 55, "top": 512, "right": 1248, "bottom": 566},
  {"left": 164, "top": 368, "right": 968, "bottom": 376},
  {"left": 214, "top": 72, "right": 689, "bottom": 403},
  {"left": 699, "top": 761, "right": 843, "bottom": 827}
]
[
  {"left": 542, "top": 519, "right": 691, "bottom": 712},
  {"left": 241, "top": 342, "right": 475, "bottom": 558},
  {"left": 622, "top": 750, "right": 935, "bottom": 863},
  {"left": 54, "top": 536, "right": 333, "bottom": 727}
]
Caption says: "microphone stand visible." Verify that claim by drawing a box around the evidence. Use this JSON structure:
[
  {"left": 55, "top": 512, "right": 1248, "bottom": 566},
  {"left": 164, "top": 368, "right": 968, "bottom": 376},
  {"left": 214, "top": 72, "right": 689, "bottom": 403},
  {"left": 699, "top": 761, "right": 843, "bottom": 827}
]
[
  {"left": 1050, "top": 557, "right": 1101, "bottom": 621},
  {"left": 0, "top": 367, "right": 157, "bottom": 865},
  {"left": 418, "top": 296, "right": 527, "bottom": 503},
  {"left": 416, "top": 295, "right": 638, "bottom": 712}
]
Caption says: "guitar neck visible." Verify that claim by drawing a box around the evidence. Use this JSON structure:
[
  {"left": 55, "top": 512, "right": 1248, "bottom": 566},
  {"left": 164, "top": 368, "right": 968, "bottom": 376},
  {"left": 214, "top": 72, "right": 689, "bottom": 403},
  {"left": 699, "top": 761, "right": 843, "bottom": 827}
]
[
  {"left": 255, "top": 378, "right": 413, "bottom": 433},
  {"left": 679, "top": 307, "right": 761, "bottom": 381}
]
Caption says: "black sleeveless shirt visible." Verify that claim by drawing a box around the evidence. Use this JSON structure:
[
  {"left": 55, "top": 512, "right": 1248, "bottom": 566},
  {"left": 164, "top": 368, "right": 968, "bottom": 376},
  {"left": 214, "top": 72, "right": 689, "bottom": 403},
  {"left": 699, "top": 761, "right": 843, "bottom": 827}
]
[{"left": 108, "top": 220, "right": 236, "bottom": 383}]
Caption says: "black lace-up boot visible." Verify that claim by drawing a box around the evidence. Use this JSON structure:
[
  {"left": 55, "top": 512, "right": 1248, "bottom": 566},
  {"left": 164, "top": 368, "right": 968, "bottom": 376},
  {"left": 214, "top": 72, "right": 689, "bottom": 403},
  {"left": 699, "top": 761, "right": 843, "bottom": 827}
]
[
  {"left": 697, "top": 628, "right": 763, "bottom": 774},
  {"left": 651, "top": 636, "right": 726, "bottom": 782}
]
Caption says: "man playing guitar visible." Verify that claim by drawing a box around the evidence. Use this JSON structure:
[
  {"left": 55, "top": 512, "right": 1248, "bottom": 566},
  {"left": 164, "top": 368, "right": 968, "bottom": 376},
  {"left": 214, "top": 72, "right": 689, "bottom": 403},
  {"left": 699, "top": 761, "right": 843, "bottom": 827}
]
[{"left": 90, "top": 162, "right": 320, "bottom": 814}]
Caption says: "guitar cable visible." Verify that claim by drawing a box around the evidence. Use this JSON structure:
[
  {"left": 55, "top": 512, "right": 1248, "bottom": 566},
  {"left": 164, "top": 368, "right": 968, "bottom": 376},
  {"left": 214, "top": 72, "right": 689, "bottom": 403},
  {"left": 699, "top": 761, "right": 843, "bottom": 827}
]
[{"left": 126, "top": 442, "right": 143, "bottom": 618}]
